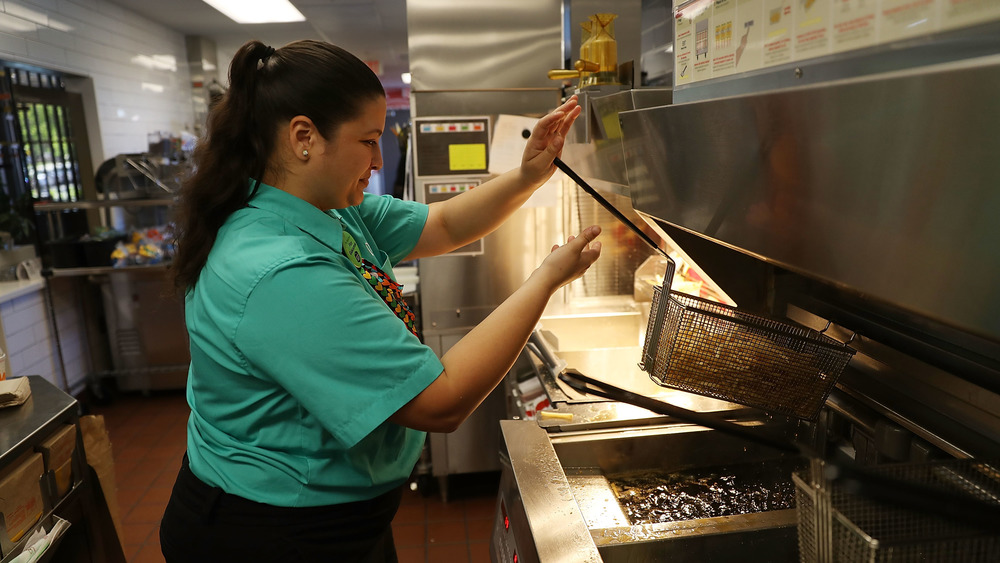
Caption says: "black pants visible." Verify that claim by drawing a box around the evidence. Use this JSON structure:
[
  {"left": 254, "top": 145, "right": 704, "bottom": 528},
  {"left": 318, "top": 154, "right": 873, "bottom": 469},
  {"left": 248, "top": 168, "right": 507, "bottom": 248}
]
[{"left": 160, "top": 455, "right": 401, "bottom": 562}]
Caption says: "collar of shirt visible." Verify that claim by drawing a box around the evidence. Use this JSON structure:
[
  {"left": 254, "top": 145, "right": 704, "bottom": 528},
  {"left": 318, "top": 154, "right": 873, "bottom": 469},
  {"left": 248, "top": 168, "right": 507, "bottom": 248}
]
[{"left": 246, "top": 179, "right": 345, "bottom": 255}]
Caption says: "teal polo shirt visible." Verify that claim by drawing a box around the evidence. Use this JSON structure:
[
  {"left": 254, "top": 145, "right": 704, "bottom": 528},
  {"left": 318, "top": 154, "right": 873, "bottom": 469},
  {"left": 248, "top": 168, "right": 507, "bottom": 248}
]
[{"left": 184, "top": 181, "right": 444, "bottom": 507}]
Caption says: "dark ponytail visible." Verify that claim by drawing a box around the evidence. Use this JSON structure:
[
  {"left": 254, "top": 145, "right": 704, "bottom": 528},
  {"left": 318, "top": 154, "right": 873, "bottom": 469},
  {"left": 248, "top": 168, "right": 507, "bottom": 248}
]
[{"left": 172, "top": 39, "right": 385, "bottom": 292}]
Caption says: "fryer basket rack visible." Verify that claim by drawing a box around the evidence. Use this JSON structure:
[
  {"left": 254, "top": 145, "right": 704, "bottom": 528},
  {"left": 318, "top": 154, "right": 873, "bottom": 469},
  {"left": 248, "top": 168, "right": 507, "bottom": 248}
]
[
  {"left": 640, "top": 286, "right": 855, "bottom": 420},
  {"left": 795, "top": 458, "right": 1000, "bottom": 562}
]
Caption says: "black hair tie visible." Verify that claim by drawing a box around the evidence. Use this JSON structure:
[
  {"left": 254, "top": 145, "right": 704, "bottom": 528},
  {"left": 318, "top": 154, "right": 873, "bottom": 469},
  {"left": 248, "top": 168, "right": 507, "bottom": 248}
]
[{"left": 260, "top": 46, "right": 276, "bottom": 64}]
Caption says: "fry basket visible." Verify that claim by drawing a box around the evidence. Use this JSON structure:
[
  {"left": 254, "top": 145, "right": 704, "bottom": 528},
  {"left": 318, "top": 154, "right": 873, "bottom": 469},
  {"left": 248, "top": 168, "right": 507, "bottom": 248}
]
[
  {"left": 640, "top": 285, "right": 855, "bottom": 420},
  {"left": 794, "top": 457, "right": 1000, "bottom": 562}
]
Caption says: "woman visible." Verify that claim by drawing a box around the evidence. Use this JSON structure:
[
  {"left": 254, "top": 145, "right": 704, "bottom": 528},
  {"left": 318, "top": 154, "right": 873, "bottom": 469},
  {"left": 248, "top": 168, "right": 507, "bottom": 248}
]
[{"left": 159, "top": 39, "right": 600, "bottom": 562}]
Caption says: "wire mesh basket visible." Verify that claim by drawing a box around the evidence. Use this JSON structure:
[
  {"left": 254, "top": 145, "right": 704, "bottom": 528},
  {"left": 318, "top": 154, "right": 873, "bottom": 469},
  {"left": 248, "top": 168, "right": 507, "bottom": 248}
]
[
  {"left": 795, "top": 458, "right": 1000, "bottom": 562},
  {"left": 640, "top": 286, "right": 856, "bottom": 420}
]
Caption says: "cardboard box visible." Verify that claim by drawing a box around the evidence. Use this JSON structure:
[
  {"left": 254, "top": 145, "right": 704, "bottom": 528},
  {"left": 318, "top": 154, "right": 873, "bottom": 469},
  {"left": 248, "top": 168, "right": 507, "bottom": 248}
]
[
  {"left": 0, "top": 452, "right": 45, "bottom": 549},
  {"left": 35, "top": 424, "right": 77, "bottom": 500},
  {"left": 51, "top": 458, "right": 74, "bottom": 499},
  {"left": 35, "top": 424, "right": 76, "bottom": 472}
]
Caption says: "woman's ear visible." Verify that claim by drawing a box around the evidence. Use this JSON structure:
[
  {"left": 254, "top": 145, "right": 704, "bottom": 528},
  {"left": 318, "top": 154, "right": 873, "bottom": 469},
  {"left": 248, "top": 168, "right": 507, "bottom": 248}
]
[{"left": 289, "top": 115, "right": 317, "bottom": 161}]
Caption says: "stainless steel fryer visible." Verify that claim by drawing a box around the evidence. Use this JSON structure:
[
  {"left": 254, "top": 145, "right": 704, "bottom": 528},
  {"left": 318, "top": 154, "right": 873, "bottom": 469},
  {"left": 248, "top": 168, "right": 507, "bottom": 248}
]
[{"left": 795, "top": 457, "right": 1000, "bottom": 562}]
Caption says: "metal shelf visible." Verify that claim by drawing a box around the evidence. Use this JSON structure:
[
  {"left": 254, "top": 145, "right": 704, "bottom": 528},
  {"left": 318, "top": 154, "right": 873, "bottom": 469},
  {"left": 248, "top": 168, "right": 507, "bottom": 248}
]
[
  {"left": 89, "top": 364, "right": 189, "bottom": 378},
  {"left": 43, "top": 263, "right": 170, "bottom": 278},
  {"left": 34, "top": 198, "right": 176, "bottom": 211}
]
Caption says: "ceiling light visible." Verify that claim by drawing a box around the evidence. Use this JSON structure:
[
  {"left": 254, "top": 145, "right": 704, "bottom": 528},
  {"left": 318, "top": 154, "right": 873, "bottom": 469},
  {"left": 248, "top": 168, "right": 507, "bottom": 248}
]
[
  {"left": 401, "top": 72, "right": 411, "bottom": 85},
  {"left": 202, "top": 0, "right": 305, "bottom": 24}
]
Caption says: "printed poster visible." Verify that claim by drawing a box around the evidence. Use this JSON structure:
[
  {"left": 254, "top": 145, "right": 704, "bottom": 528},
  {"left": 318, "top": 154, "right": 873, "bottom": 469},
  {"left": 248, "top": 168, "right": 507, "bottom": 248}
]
[
  {"left": 675, "top": 0, "right": 696, "bottom": 84},
  {"left": 939, "top": 0, "right": 1000, "bottom": 32},
  {"left": 880, "top": 0, "right": 936, "bottom": 42},
  {"left": 675, "top": 0, "right": 1000, "bottom": 86},
  {"left": 734, "top": 0, "right": 765, "bottom": 73},
  {"left": 692, "top": 5, "right": 714, "bottom": 80},
  {"left": 763, "top": 0, "right": 794, "bottom": 66},
  {"left": 832, "top": 0, "right": 878, "bottom": 53},
  {"left": 794, "top": 0, "right": 832, "bottom": 56},
  {"left": 711, "top": 0, "right": 739, "bottom": 77}
]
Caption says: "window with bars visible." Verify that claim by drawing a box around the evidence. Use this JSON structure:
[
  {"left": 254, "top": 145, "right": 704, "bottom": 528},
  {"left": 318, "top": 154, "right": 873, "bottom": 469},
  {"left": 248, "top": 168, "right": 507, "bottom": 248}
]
[
  {"left": 8, "top": 66, "right": 82, "bottom": 203},
  {"left": 0, "top": 63, "right": 89, "bottom": 247}
]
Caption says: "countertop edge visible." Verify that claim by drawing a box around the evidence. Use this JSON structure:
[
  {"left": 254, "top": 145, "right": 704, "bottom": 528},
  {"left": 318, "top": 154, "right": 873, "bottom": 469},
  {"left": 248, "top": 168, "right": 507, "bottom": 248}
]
[{"left": 0, "top": 278, "right": 46, "bottom": 304}]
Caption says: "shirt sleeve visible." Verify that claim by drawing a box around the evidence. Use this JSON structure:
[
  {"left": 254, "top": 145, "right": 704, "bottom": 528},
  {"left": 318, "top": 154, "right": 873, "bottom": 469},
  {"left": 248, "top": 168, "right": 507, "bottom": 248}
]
[
  {"left": 356, "top": 194, "right": 428, "bottom": 266},
  {"left": 233, "top": 253, "right": 443, "bottom": 449}
]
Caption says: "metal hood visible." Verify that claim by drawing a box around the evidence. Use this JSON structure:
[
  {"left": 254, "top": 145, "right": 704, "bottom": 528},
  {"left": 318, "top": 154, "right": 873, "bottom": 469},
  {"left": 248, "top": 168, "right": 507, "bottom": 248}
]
[{"left": 620, "top": 57, "right": 1000, "bottom": 348}]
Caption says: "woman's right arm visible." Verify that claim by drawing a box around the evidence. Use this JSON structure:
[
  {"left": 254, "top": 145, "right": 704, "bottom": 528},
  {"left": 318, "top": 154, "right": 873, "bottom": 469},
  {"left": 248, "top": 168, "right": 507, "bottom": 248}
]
[{"left": 389, "top": 225, "right": 602, "bottom": 432}]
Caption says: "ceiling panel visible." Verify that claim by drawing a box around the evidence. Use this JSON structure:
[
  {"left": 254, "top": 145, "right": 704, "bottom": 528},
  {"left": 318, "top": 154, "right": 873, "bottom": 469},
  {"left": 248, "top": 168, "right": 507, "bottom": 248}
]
[{"left": 108, "top": 0, "right": 410, "bottom": 86}]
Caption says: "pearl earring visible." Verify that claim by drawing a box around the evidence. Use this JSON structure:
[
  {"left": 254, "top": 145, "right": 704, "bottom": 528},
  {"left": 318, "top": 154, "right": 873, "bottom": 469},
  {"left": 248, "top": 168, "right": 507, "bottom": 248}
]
[{"left": 302, "top": 149, "right": 309, "bottom": 157}]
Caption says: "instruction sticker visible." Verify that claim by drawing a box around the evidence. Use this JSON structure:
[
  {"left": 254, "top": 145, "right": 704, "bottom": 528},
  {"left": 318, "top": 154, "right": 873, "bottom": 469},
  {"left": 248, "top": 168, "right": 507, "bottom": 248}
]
[{"left": 448, "top": 143, "right": 487, "bottom": 171}]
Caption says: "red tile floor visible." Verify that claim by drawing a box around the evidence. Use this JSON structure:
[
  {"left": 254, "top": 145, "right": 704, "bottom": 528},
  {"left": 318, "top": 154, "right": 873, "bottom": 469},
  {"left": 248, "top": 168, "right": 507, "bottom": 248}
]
[{"left": 88, "top": 389, "right": 498, "bottom": 563}]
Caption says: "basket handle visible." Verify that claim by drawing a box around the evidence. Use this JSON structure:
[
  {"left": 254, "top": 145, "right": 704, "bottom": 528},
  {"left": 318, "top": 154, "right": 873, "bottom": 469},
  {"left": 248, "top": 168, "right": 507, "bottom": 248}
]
[
  {"left": 554, "top": 157, "right": 677, "bottom": 365},
  {"left": 554, "top": 157, "right": 673, "bottom": 265},
  {"left": 559, "top": 368, "right": 797, "bottom": 453}
]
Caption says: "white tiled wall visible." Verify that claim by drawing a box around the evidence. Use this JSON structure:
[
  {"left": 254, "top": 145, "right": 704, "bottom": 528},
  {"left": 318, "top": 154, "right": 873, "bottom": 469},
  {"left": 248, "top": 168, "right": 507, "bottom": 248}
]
[
  {"left": 0, "top": 0, "right": 196, "bottom": 156},
  {"left": 1, "top": 289, "right": 56, "bottom": 383},
  {"left": 0, "top": 281, "right": 87, "bottom": 392},
  {"left": 0, "top": 0, "right": 196, "bottom": 394}
]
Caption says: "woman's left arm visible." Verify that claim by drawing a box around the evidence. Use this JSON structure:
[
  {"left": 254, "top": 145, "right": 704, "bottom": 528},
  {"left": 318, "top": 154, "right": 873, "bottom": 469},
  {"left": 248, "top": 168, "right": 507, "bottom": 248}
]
[{"left": 404, "top": 96, "right": 581, "bottom": 260}]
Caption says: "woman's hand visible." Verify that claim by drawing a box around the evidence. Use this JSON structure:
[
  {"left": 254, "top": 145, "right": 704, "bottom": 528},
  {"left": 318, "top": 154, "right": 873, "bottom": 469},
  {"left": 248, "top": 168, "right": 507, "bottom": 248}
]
[
  {"left": 395, "top": 224, "right": 601, "bottom": 433},
  {"left": 520, "top": 96, "right": 582, "bottom": 186},
  {"left": 532, "top": 225, "right": 602, "bottom": 291}
]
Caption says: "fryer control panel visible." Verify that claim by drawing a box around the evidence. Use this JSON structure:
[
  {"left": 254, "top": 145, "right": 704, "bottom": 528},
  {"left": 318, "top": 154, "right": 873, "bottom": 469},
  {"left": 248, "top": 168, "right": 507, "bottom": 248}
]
[
  {"left": 419, "top": 179, "right": 483, "bottom": 255},
  {"left": 492, "top": 496, "right": 519, "bottom": 563},
  {"left": 413, "top": 116, "right": 490, "bottom": 178}
]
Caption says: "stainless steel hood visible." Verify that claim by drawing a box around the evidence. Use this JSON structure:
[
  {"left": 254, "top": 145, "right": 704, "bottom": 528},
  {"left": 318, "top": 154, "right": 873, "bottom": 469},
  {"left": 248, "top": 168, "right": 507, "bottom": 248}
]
[{"left": 620, "top": 57, "right": 1000, "bottom": 346}]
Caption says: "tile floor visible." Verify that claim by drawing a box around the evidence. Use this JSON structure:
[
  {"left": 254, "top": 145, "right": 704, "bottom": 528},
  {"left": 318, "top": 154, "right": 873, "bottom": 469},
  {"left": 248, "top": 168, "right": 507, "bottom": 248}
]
[{"left": 88, "top": 389, "right": 499, "bottom": 563}]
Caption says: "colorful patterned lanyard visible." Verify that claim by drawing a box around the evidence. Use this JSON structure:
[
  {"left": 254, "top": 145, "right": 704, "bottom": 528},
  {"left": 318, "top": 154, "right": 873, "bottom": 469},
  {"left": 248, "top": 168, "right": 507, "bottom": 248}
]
[{"left": 342, "top": 231, "right": 419, "bottom": 338}]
